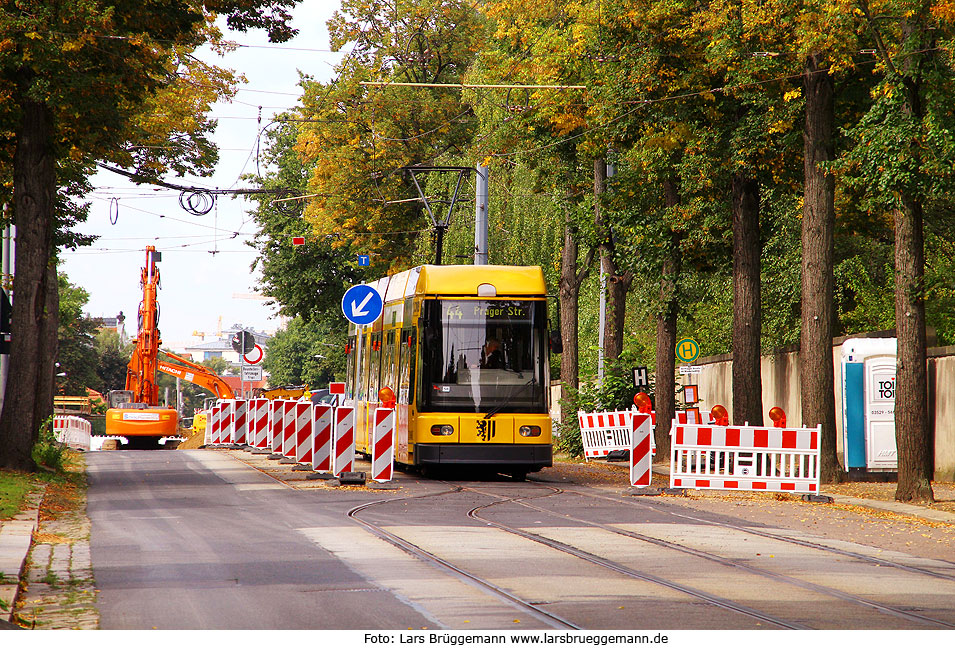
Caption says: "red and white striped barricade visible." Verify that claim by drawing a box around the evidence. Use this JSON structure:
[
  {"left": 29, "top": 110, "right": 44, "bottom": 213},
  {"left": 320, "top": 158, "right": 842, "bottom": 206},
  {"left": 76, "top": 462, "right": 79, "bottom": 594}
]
[
  {"left": 233, "top": 399, "right": 248, "bottom": 446},
  {"left": 333, "top": 406, "right": 355, "bottom": 475},
  {"left": 282, "top": 400, "right": 296, "bottom": 458},
  {"left": 53, "top": 415, "right": 92, "bottom": 451},
  {"left": 629, "top": 413, "right": 653, "bottom": 487},
  {"left": 371, "top": 408, "right": 396, "bottom": 482},
  {"left": 209, "top": 402, "right": 222, "bottom": 445},
  {"left": 248, "top": 398, "right": 269, "bottom": 449},
  {"left": 578, "top": 409, "right": 636, "bottom": 459},
  {"left": 269, "top": 399, "right": 284, "bottom": 451},
  {"left": 578, "top": 409, "right": 658, "bottom": 459},
  {"left": 220, "top": 400, "right": 235, "bottom": 444},
  {"left": 294, "top": 401, "right": 313, "bottom": 464},
  {"left": 312, "top": 404, "right": 334, "bottom": 472},
  {"left": 670, "top": 422, "right": 822, "bottom": 495},
  {"left": 579, "top": 408, "right": 712, "bottom": 460}
]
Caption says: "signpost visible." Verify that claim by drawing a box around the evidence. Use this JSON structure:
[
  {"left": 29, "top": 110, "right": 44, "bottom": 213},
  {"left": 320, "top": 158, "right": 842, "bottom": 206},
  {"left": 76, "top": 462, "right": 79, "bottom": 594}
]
[
  {"left": 232, "top": 329, "right": 255, "bottom": 398},
  {"left": 341, "top": 285, "right": 383, "bottom": 326},
  {"left": 676, "top": 338, "right": 701, "bottom": 400},
  {"left": 632, "top": 366, "right": 649, "bottom": 390},
  {"left": 675, "top": 338, "right": 700, "bottom": 364}
]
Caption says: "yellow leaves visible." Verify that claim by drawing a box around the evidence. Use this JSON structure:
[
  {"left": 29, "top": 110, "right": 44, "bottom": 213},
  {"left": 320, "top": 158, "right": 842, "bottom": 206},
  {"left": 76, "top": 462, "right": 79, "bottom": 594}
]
[
  {"left": 24, "top": 32, "right": 41, "bottom": 40},
  {"left": 933, "top": 0, "right": 955, "bottom": 23},
  {"left": 783, "top": 89, "right": 802, "bottom": 102}
]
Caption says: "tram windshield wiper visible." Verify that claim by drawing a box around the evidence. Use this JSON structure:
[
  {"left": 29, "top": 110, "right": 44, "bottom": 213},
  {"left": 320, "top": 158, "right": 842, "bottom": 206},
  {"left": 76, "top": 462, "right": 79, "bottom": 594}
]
[{"left": 483, "top": 377, "right": 538, "bottom": 420}]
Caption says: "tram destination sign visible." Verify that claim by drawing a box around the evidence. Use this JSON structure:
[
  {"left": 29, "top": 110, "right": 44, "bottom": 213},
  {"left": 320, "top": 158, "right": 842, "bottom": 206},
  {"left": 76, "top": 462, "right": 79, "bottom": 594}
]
[{"left": 442, "top": 301, "right": 531, "bottom": 322}]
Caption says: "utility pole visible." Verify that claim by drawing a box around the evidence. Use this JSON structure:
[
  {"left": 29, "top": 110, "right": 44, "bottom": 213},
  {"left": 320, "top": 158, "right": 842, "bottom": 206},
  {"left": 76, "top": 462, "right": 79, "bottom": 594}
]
[
  {"left": 0, "top": 204, "right": 13, "bottom": 412},
  {"left": 474, "top": 164, "right": 489, "bottom": 265},
  {"left": 596, "top": 159, "right": 615, "bottom": 385}
]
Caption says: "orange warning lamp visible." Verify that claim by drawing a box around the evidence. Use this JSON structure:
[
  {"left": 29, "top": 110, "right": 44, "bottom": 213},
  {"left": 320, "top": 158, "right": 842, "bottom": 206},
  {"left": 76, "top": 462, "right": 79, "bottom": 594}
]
[
  {"left": 633, "top": 392, "right": 652, "bottom": 414},
  {"left": 711, "top": 404, "right": 729, "bottom": 426},
  {"left": 769, "top": 406, "right": 786, "bottom": 428},
  {"left": 378, "top": 386, "right": 397, "bottom": 409}
]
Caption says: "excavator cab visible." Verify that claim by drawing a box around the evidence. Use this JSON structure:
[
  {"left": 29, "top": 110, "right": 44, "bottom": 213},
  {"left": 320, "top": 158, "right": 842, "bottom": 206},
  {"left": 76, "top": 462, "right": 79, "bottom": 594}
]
[{"left": 107, "top": 390, "right": 135, "bottom": 409}]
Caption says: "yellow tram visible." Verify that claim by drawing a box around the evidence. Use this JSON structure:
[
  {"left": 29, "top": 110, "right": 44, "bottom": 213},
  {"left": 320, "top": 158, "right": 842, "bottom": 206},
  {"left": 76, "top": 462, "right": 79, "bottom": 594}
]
[{"left": 346, "top": 265, "right": 555, "bottom": 477}]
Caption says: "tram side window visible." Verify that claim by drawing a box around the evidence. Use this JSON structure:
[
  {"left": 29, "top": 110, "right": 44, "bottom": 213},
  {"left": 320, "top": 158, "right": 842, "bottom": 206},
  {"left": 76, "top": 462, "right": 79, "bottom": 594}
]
[
  {"left": 367, "top": 333, "right": 382, "bottom": 402},
  {"left": 399, "top": 328, "right": 412, "bottom": 405},
  {"left": 345, "top": 336, "right": 357, "bottom": 401},
  {"left": 383, "top": 330, "right": 398, "bottom": 393}
]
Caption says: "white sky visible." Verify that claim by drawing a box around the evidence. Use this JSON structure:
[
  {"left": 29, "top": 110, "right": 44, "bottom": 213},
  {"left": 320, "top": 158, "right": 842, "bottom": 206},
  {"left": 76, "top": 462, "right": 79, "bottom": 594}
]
[{"left": 58, "top": 1, "right": 344, "bottom": 351}]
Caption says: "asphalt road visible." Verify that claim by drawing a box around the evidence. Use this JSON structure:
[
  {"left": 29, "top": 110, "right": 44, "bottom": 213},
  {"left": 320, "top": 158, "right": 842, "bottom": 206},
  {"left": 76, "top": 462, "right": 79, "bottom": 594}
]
[
  {"left": 87, "top": 450, "right": 435, "bottom": 630},
  {"left": 87, "top": 449, "right": 955, "bottom": 631}
]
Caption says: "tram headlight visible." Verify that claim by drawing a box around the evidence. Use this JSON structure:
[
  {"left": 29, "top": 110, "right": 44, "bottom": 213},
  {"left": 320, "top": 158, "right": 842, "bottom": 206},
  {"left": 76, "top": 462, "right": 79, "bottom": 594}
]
[
  {"left": 431, "top": 424, "right": 454, "bottom": 436},
  {"left": 519, "top": 425, "right": 541, "bottom": 437}
]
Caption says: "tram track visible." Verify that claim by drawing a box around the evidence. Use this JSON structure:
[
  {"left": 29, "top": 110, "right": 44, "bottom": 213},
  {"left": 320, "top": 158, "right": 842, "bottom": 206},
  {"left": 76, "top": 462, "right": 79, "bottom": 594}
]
[
  {"left": 463, "top": 483, "right": 955, "bottom": 630},
  {"left": 346, "top": 487, "right": 581, "bottom": 631},
  {"left": 554, "top": 483, "right": 955, "bottom": 582},
  {"left": 344, "top": 482, "right": 804, "bottom": 629}
]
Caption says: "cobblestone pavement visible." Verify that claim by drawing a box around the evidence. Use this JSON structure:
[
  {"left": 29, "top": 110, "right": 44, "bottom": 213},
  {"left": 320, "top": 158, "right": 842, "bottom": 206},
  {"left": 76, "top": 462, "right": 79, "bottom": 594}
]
[{"left": 14, "top": 489, "right": 98, "bottom": 629}]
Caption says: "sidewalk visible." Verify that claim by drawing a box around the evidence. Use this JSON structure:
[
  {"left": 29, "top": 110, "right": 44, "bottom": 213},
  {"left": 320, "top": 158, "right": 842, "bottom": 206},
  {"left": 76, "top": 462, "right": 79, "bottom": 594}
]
[{"left": 0, "top": 491, "right": 41, "bottom": 626}]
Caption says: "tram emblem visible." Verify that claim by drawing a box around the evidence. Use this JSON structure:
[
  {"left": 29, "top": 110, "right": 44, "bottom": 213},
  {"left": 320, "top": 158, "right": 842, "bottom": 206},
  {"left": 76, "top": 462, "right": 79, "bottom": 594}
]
[{"left": 476, "top": 419, "right": 496, "bottom": 441}]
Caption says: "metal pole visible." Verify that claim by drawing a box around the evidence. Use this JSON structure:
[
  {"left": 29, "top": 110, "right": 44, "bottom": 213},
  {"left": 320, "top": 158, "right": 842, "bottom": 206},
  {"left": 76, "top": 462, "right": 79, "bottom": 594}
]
[
  {"left": 0, "top": 204, "right": 8, "bottom": 412},
  {"left": 434, "top": 225, "right": 445, "bottom": 266},
  {"left": 598, "top": 261, "right": 606, "bottom": 384},
  {"left": 596, "top": 160, "right": 616, "bottom": 386},
  {"left": 474, "top": 164, "right": 489, "bottom": 265}
]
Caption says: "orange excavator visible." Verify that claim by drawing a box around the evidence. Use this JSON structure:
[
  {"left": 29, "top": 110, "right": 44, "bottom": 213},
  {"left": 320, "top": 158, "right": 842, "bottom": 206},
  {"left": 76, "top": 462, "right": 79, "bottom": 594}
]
[{"left": 105, "top": 246, "right": 234, "bottom": 448}]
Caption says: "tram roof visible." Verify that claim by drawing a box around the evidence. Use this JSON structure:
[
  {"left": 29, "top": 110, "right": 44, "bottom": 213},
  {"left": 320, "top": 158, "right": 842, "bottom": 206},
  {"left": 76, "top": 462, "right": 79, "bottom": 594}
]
[{"left": 412, "top": 264, "right": 546, "bottom": 298}]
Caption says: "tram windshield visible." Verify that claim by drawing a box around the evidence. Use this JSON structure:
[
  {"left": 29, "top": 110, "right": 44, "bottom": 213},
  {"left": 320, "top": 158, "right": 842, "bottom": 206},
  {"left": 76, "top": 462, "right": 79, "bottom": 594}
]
[{"left": 419, "top": 299, "right": 548, "bottom": 413}]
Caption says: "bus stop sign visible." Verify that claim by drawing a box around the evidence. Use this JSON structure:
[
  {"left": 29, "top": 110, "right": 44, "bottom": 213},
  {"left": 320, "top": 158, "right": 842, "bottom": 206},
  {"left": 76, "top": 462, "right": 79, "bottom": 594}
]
[{"left": 342, "top": 285, "right": 383, "bottom": 326}]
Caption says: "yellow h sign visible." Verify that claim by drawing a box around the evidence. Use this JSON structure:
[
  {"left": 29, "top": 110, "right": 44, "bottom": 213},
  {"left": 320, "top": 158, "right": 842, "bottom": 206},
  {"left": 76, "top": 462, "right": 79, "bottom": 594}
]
[{"left": 676, "top": 338, "right": 700, "bottom": 363}]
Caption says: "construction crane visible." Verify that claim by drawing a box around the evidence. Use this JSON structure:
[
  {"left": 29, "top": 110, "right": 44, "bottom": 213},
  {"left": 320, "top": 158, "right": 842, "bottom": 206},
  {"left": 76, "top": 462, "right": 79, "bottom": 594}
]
[{"left": 104, "top": 247, "right": 233, "bottom": 448}]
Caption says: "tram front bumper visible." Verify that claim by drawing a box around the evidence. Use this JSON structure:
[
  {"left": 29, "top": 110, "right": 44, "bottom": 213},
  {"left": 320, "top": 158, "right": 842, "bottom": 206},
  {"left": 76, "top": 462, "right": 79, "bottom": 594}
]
[{"left": 414, "top": 443, "right": 552, "bottom": 468}]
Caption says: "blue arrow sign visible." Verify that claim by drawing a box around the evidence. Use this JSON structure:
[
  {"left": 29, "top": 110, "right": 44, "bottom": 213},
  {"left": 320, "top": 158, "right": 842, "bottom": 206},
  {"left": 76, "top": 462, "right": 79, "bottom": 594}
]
[{"left": 342, "top": 284, "right": 383, "bottom": 326}]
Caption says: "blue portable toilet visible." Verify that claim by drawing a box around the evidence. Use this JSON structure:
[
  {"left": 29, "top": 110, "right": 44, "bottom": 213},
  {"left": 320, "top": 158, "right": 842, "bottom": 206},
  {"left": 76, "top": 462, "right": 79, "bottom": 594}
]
[{"left": 841, "top": 338, "right": 898, "bottom": 472}]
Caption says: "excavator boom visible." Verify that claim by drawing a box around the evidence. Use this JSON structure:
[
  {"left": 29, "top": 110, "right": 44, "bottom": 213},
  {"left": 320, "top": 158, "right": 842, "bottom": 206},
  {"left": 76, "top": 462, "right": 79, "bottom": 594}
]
[{"left": 158, "top": 351, "right": 235, "bottom": 400}]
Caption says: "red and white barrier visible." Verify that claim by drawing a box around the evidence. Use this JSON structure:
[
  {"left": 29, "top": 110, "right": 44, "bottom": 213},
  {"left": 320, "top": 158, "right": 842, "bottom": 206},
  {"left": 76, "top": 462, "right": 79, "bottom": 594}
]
[
  {"left": 578, "top": 409, "right": 659, "bottom": 459},
  {"left": 53, "top": 415, "right": 92, "bottom": 451},
  {"left": 312, "top": 404, "right": 333, "bottom": 472},
  {"left": 579, "top": 408, "right": 711, "bottom": 460},
  {"left": 220, "top": 400, "right": 235, "bottom": 444},
  {"left": 209, "top": 402, "right": 222, "bottom": 445},
  {"left": 670, "top": 422, "right": 821, "bottom": 494},
  {"left": 578, "top": 410, "right": 636, "bottom": 459},
  {"left": 371, "top": 408, "right": 395, "bottom": 482},
  {"left": 282, "top": 400, "right": 296, "bottom": 458},
  {"left": 269, "top": 399, "right": 284, "bottom": 451},
  {"left": 248, "top": 398, "right": 269, "bottom": 448},
  {"left": 333, "top": 406, "right": 355, "bottom": 475},
  {"left": 629, "top": 413, "right": 653, "bottom": 487},
  {"left": 294, "top": 401, "right": 312, "bottom": 464},
  {"left": 233, "top": 399, "right": 248, "bottom": 446}
]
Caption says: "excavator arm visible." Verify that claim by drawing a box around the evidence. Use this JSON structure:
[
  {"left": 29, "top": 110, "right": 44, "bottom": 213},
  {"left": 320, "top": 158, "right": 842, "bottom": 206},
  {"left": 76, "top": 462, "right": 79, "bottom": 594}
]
[{"left": 158, "top": 350, "right": 235, "bottom": 400}]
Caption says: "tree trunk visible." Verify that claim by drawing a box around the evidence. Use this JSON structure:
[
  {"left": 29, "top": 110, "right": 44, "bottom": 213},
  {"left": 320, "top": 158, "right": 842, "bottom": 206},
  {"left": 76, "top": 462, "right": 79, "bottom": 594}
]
[
  {"left": 35, "top": 264, "right": 59, "bottom": 435},
  {"left": 557, "top": 199, "right": 594, "bottom": 423},
  {"left": 801, "top": 54, "right": 842, "bottom": 483},
  {"left": 594, "top": 158, "right": 632, "bottom": 363},
  {"left": 893, "top": 196, "right": 933, "bottom": 501},
  {"left": 889, "top": 19, "right": 934, "bottom": 503},
  {"left": 731, "top": 171, "right": 762, "bottom": 426},
  {"left": 654, "top": 179, "right": 681, "bottom": 457},
  {"left": 0, "top": 100, "right": 57, "bottom": 471}
]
